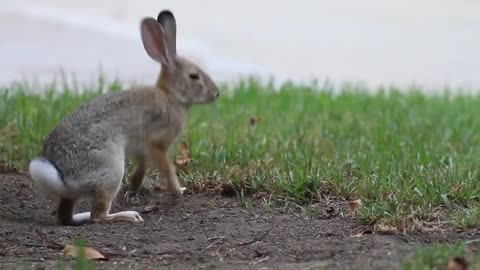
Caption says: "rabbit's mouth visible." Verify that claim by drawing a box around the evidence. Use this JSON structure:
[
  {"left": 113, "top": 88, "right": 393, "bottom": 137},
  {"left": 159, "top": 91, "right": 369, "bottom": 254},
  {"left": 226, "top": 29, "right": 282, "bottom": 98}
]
[
  {"left": 196, "top": 91, "right": 219, "bottom": 104},
  {"left": 206, "top": 91, "right": 220, "bottom": 103}
]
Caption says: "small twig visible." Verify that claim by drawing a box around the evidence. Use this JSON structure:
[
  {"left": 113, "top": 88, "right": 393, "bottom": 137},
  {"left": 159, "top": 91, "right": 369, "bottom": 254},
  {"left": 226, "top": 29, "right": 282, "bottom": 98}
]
[
  {"left": 203, "top": 236, "right": 226, "bottom": 251},
  {"left": 154, "top": 250, "right": 184, "bottom": 259},
  {"left": 207, "top": 236, "right": 225, "bottom": 242},
  {"left": 24, "top": 243, "right": 63, "bottom": 250},
  {"left": 37, "top": 229, "right": 47, "bottom": 248},
  {"left": 155, "top": 216, "right": 163, "bottom": 225},
  {"left": 288, "top": 209, "right": 302, "bottom": 219},
  {"left": 253, "top": 255, "right": 270, "bottom": 264},
  {"left": 465, "top": 239, "right": 480, "bottom": 244},
  {"left": 237, "top": 228, "right": 273, "bottom": 246},
  {"left": 422, "top": 220, "right": 452, "bottom": 226},
  {"left": 34, "top": 228, "right": 63, "bottom": 249},
  {"left": 0, "top": 258, "right": 53, "bottom": 263}
]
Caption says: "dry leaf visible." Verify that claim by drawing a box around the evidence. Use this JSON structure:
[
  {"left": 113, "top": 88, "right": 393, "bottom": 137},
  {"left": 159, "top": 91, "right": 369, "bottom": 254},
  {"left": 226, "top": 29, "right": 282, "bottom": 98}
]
[
  {"left": 249, "top": 117, "right": 260, "bottom": 126},
  {"left": 0, "top": 161, "right": 17, "bottom": 173},
  {"left": 141, "top": 204, "right": 159, "bottom": 213},
  {"left": 325, "top": 206, "right": 335, "bottom": 215},
  {"left": 394, "top": 220, "right": 407, "bottom": 232},
  {"left": 374, "top": 223, "right": 398, "bottom": 234},
  {"left": 175, "top": 142, "right": 192, "bottom": 173},
  {"left": 351, "top": 232, "right": 364, "bottom": 239},
  {"left": 352, "top": 230, "right": 373, "bottom": 239},
  {"left": 63, "top": 245, "right": 108, "bottom": 261},
  {"left": 347, "top": 199, "right": 362, "bottom": 215},
  {"left": 447, "top": 257, "right": 468, "bottom": 270},
  {"left": 218, "top": 182, "right": 236, "bottom": 197},
  {"left": 252, "top": 191, "right": 269, "bottom": 200},
  {"left": 176, "top": 142, "right": 192, "bottom": 165},
  {"left": 466, "top": 245, "right": 478, "bottom": 253}
]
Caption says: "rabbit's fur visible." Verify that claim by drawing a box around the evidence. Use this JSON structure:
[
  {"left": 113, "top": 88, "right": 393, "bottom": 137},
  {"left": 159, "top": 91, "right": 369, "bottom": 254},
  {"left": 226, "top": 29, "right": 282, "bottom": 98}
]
[{"left": 28, "top": 10, "right": 219, "bottom": 226}]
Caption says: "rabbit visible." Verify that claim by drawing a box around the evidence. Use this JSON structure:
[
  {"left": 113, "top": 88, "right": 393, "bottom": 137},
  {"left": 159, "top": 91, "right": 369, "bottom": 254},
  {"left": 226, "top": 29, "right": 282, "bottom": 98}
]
[{"left": 28, "top": 10, "right": 220, "bottom": 226}]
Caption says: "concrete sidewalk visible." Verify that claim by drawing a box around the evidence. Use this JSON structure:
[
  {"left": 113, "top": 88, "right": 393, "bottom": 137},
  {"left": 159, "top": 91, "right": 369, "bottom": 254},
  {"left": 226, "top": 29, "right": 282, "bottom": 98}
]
[{"left": 1, "top": 0, "right": 480, "bottom": 91}]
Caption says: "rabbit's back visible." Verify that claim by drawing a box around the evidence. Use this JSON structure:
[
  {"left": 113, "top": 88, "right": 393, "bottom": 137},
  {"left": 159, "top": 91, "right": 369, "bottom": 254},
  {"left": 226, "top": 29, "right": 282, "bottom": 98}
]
[{"left": 43, "top": 88, "right": 186, "bottom": 185}]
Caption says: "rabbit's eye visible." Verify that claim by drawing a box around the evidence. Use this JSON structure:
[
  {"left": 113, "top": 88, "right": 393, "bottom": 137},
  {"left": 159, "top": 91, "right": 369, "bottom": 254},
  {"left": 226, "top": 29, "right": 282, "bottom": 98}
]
[{"left": 189, "top": 73, "right": 200, "bottom": 81}]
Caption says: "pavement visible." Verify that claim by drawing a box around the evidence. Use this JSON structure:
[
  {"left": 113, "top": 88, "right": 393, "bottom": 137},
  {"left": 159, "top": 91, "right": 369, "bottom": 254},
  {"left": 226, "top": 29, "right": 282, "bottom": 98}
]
[{"left": 1, "top": 0, "right": 480, "bottom": 92}]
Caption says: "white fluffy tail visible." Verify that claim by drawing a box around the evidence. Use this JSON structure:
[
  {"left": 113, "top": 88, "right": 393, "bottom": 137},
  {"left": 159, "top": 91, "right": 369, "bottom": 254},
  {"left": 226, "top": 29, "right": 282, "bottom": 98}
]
[{"left": 29, "top": 158, "right": 68, "bottom": 198}]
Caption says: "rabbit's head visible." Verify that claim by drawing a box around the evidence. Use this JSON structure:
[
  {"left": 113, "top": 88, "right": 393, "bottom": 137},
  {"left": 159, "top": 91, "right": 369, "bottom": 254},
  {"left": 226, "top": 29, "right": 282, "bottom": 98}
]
[{"left": 141, "top": 10, "right": 220, "bottom": 106}]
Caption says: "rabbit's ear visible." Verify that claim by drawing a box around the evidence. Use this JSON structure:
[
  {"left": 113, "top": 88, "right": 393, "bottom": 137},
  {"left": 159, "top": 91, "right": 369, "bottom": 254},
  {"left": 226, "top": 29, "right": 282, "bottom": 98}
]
[
  {"left": 157, "top": 10, "right": 177, "bottom": 58},
  {"left": 140, "top": 17, "right": 172, "bottom": 66}
]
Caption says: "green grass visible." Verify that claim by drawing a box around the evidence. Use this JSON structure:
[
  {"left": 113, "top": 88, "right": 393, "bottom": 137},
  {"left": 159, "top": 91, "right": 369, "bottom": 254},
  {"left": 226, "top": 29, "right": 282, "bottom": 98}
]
[
  {"left": 2, "top": 79, "right": 480, "bottom": 227},
  {"left": 402, "top": 241, "right": 480, "bottom": 270}
]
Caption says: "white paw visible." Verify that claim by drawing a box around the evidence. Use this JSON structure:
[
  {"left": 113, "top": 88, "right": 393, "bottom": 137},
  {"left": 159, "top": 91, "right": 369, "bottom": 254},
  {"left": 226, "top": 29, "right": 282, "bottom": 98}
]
[
  {"left": 73, "top": 212, "right": 91, "bottom": 224},
  {"left": 180, "top": 187, "right": 187, "bottom": 194},
  {"left": 123, "top": 211, "right": 144, "bottom": 223}
]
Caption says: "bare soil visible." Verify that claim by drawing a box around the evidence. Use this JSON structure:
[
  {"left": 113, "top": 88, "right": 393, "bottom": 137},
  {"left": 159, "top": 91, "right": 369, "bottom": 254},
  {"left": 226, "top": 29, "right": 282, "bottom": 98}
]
[{"left": 0, "top": 173, "right": 478, "bottom": 270}]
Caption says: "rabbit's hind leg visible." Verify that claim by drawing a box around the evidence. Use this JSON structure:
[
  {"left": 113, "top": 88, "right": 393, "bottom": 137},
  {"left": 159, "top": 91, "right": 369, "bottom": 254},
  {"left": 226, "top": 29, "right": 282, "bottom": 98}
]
[
  {"left": 56, "top": 198, "right": 75, "bottom": 225},
  {"left": 55, "top": 197, "right": 92, "bottom": 226},
  {"left": 90, "top": 191, "right": 144, "bottom": 223},
  {"left": 90, "top": 171, "right": 144, "bottom": 224}
]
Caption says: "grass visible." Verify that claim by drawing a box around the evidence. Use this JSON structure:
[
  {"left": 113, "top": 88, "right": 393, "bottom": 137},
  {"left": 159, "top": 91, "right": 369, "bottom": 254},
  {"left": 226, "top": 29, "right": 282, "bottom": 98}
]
[
  {"left": 403, "top": 241, "right": 480, "bottom": 270},
  {"left": 1, "top": 79, "right": 480, "bottom": 228}
]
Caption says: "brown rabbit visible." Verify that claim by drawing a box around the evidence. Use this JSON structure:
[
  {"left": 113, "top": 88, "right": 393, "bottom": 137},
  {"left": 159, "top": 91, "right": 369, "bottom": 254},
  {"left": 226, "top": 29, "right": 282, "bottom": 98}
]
[{"left": 28, "top": 10, "right": 220, "bottom": 226}]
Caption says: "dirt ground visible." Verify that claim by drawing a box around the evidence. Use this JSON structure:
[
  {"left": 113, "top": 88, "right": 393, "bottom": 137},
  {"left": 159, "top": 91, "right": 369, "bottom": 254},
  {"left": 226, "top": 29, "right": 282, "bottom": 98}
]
[{"left": 0, "top": 173, "right": 478, "bottom": 270}]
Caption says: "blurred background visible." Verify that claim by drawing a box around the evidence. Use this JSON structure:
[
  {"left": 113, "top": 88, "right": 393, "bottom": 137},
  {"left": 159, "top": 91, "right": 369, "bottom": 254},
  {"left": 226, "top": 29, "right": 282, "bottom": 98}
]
[{"left": 1, "top": 0, "right": 479, "bottom": 91}]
